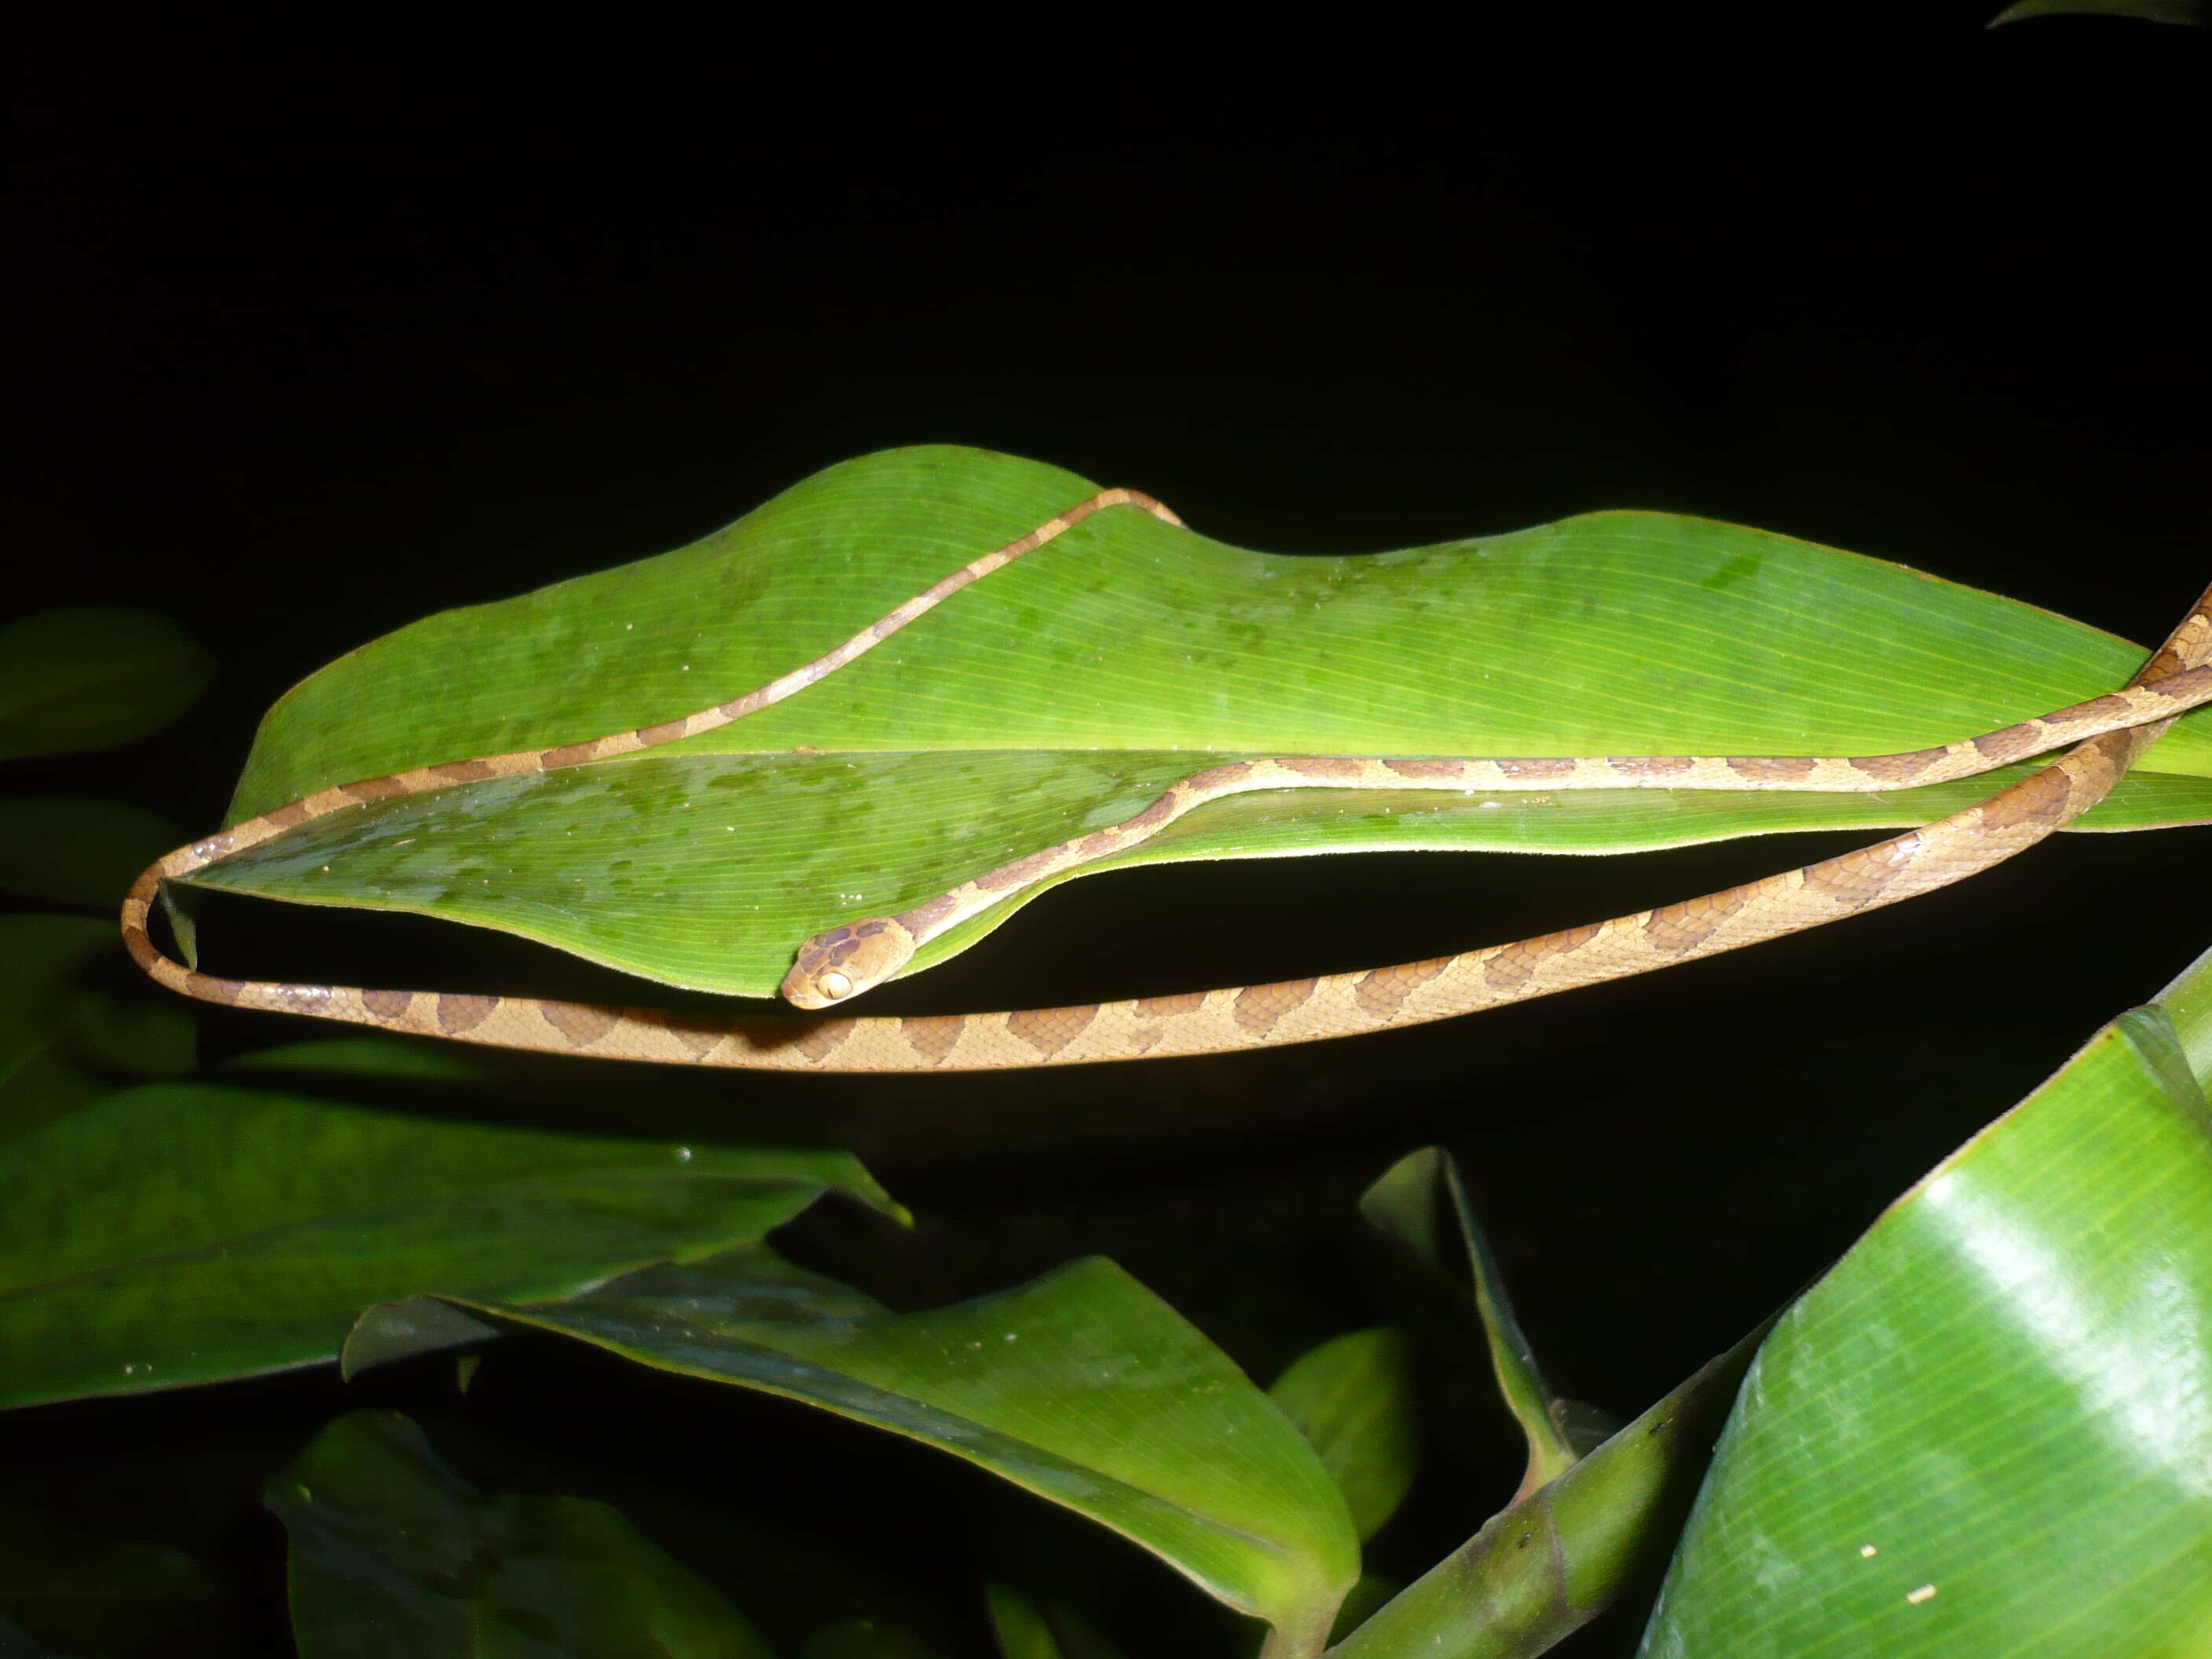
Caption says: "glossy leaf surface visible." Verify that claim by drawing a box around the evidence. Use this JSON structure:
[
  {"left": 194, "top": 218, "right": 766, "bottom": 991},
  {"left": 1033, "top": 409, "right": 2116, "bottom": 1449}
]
[
  {"left": 181, "top": 446, "right": 2212, "bottom": 998},
  {"left": 1639, "top": 989, "right": 2212, "bottom": 1654},
  {"left": 0, "top": 1080, "right": 895, "bottom": 1408},
  {"left": 349, "top": 1254, "right": 1361, "bottom": 1654},
  {"left": 269, "top": 1412, "right": 772, "bottom": 1658},
  {"left": 1268, "top": 1328, "right": 1418, "bottom": 1544}
]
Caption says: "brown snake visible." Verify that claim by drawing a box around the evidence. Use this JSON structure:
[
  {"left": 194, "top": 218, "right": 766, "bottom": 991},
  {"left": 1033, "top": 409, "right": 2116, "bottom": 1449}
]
[{"left": 123, "top": 490, "right": 2212, "bottom": 1072}]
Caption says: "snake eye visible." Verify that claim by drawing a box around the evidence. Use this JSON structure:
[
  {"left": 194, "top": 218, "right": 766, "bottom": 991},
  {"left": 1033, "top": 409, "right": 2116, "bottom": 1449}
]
[{"left": 816, "top": 969, "right": 854, "bottom": 1001}]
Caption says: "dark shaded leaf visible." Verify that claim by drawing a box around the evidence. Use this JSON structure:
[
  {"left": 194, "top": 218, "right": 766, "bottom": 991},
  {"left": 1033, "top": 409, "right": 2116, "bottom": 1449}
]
[
  {"left": 1362, "top": 1149, "right": 1584, "bottom": 1496},
  {"left": 0, "top": 799, "right": 176, "bottom": 909},
  {"left": 0, "top": 1502, "right": 217, "bottom": 1659},
  {"left": 1331, "top": 1333, "right": 1762, "bottom": 1658},
  {"left": 0, "top": 1081, "right": 897, "bottom": 1408},
  {"left": 0, "top": 916, "right": 118, "bottom": 1143},
  {"left": 0, "top": 610, "right": 211, "bottom": 761},
  {"left": 350, "top": 1254, "right": 1360, "bottom": 1654},
  {"left": 1268, "top": 1328, "right": 1418, "bottom": 1543},
  {"left": 1991, "top": 0, "right": 2206, "bottom": 23},
  {"left": 269, "top": 1412, "right": 771, "bottom": 1657}
]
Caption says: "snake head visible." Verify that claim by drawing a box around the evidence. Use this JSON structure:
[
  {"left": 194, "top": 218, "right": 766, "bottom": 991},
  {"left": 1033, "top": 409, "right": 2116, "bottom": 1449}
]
[{"left": 780, "top": 917, "right": 917, "bottom": 1009}]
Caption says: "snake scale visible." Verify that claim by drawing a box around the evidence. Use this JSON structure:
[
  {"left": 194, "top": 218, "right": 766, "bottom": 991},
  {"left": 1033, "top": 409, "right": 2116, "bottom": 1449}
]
[{"left": 123, "top": 490, "right": 2212, "bottom": 1072}]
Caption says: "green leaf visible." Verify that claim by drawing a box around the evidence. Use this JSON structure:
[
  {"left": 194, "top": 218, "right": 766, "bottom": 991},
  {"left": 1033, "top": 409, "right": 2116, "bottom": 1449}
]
[
  {"left": 0, "top": 914, "right": 196, "bottom": 1144},
  {"left": 0, "top": 915, "right": 120, "bottom": 1142},
  {"left": 1990, "top": 0, "right": 2206, "bottom": 24},
  {"left": 349, "top": 1254, "right": 1362, "bottom": 1655},
  {"left": 222, "top": 1034, "right": 497, "bottom": 1081},
  {"left": 181, "top": 446, "right": 2212, "bottom": 998},
  {"left": 0, "top": 610, "right": 212, "bottom": 761},
  {"left": 986, "top": 1582, "right": 1065, "bottom": 1659},
  {"left": 2152, "top": 941, "right": 2212, "bottom": 1090},
  {"left": 0, "top": 1079, "right": 898, "bottom": 1408},
  {"left": 1332, "top": 1331, "right": 1762, "bottom": 1659},
  {"left": 0, "top": 799, "right": 177, "bottom": 909},
  {"left": 343, "top": 1243, "right": 892, "bottom": 1378},
  {"left": 0, "top": 1500, "right": 218, "bottom": 1659},
  {"left": 1638, "top": 1004, "right": 2212, "bottom": 1654},
  {"left": 268, "top": 1411, "right": 773, "bottom": 1658},
  {"left": 1268, "top": 1328, "right": 1418, "bottom": 1543},
  {"left": 1362, "top": 1149, "right": 1585, "bottom": 1497},
  {"left": 57, "top": 991, "right": 193, "bottom": 1077}
]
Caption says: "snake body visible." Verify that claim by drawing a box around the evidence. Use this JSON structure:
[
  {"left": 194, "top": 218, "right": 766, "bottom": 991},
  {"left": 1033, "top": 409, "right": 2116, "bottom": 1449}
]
[{"left": 123, "top": 491, "right": 2212, "bottom": 1072}]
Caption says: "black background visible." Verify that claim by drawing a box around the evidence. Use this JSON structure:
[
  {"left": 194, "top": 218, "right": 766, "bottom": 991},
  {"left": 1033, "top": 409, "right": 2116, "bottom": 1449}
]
[{"left": 8, "top": 7, "right": 2210, "bottom": 1653}]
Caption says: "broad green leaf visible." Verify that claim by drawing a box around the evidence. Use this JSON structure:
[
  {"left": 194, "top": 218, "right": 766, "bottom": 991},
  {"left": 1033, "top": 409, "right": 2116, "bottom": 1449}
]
[
  {"left": 0, "top": 1080, "right": 897, "bottom": 1408},
  {"left": 349, "top": 1254, "right": 1362, "bottom": 1656},
  {"left": 0, "top": 610, "right": 212, "bottom": 760},
  {"left": 269, "top": 1411, "right": 772, "bottom": 1658},
  {"left": 0, "top": 1500, "right": 218, "bottom": 1659},
  {"left": 1332, "top": 1332, "right": 1762, "bottom": 1659},
  {"left": 1362, "top": 1149, "right": 1585, "bottom": 1497},
  {"left": 343, "top": 1242, "right": 892, "bottom": 1377},
  {"left": 987, "top": 1581, "right": 1065, "bottom": 1659},
  {"left": 222, "top": 1034, "right": 496, "bottom": 1081},
  {"left": 1268, "top": 1328, "right": 1418, "bottom": 1543},
  {"left": 984, "top": 1580, "right": 1131, "bottom": 1659},
  {"left": 0, "top": 916, "right": 123, "bottom": 1142},
  {"left": 0, "top": 915, "right": 111, "bottom": 1088},
  {"left": 0, "top": 914, "right": 194, "bottom": 1144},
  {"left": 1638, "top": 1005, "right": 2212, "bottom": 1655},
  {"left": 2152, "top": 940, "right": 2212, "bottom": 1090},
  {"left": 0, "top": 798, "right": 176, "bottom": 908},
  {"left": 57, "top": 991, "right": 192, "bottom": 1078},
  {"left": 178, "top": 446, "right": 2212, "bottom": 998},
  {"left": 1991, "top": 0, "right": 2206, "bottom": 22}
]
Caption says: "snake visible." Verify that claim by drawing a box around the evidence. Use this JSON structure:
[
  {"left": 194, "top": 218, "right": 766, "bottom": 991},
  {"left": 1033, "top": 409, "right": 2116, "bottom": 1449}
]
[{"left": 122, "top": 489, "right": 2212, "bottom": 1073}]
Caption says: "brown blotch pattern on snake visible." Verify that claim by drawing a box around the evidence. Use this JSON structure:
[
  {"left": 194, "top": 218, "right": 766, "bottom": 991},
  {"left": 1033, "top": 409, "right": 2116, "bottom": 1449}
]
[
  {"left": 899, "top": 1016, "right": 966, "bottom": 1064},
  {"left": 1848, "top": 747, "right": 1950, "bottom": 782},
  {"left": 1976, "top": 765, "right": 2075, "bottom": 830},
  {"left": 789, "top": 1021, "right": 855, "bottom": 1062},
  {"left": 1643, "top": 889, "right": 1749, "bottom": 956},
  {"left": 1354, "top": 958, "right": 1449, "bottom": 1017},
  {"left": 1284, "top": 756, "right": 1364, "bottom": 781},
  {"left": 1973, "top": 723, "right": 2038, "bottom": 760},
  {"left": 430, "top": 760, "right": 499, "bottom": 782},
  {"left": 340, "top": 776, "right": 408, "bottom": 802},
  {"left": 1727, "top": 756, "right": 1818, "bottom": 782},
  {"left": 1801, "top": 837, "right": 1918, "bottom": 908},
  {"left": 1499, "top": 758, "right": 1577, "bottom": 781},
  {"left": 1006, "top": 1005, "right": 1097, "bottom": 1056},
  {"left": 436, "top": 993, "right": 498, "bottom": 1034},
  {"left": 1384, "top": 759, "right": 1464, "bottom": 781},
  {"left": 541, "top": 1001, "right": 618, "bottom": 1046},
  {"left": 975, "top": 848, "right": 1067, "bottom": 894},
  {"left": 1137, "top": 992, "right": 1207, "bottom": 1018},
  {"left": 1235, "top": 979, "right": 1318, "bottom": 1036},
  {"left": 185, "top": 972, "right": 244, "bottom": 1005}
]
